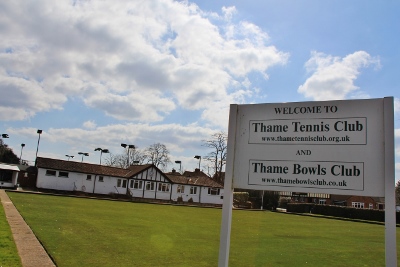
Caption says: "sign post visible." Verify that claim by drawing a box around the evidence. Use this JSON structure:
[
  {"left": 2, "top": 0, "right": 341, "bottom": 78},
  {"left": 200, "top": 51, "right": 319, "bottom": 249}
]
[{"left": 219, "top": 97, "right": 396, "bottom": 266}]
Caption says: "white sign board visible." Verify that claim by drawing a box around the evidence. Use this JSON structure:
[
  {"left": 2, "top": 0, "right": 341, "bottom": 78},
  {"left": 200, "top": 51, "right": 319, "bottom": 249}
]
[
  {"left": 219, "top": 97, "right": 396, "bottom": 267},
  {"left": 231, "top": 98, "right": 385, "bottom": 197}
]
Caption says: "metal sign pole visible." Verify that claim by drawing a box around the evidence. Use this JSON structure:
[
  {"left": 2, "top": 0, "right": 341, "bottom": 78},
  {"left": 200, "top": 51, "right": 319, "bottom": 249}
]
[
  {"left": 218, "top": 104, "right": 239, "bottom": 267},
  {"left": 384, "top": 97, "right": 397, "bottom": 267}
]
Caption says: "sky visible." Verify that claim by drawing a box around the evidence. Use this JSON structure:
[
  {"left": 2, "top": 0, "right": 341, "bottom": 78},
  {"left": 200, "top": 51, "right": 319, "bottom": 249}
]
[{"left": 1, "top": 0, "right": 399, "bottom": 180}]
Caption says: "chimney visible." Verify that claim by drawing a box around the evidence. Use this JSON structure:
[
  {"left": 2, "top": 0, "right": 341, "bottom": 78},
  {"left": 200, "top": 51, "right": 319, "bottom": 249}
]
[
  {"left": 195, "top": 168, "right": 200, "bottom": 173},
  {"left": 172, "top": 168, "right": 176, "bottom": 174}
]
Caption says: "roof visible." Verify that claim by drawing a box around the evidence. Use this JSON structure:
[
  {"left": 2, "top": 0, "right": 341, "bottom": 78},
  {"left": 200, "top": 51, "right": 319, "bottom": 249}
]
[
  {"left": 35, "top": 157, "right": 219, "bottom": 187},
  {"left": 165, "top": 173, "right": 223, "bottom": 188},
  {"left": 182, "top": 168, "right": 209, "bottom": 178},
  {"left": 36, "top": 157, "right": 152, "bottom": 178},
  {"left": 0, "top": 163, "right": 20, "bottom": 171}
]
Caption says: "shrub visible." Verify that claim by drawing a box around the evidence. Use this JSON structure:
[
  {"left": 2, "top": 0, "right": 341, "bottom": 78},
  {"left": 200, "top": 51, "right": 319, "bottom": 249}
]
[{"left": 287, "top": 203, "right": 387, "bottom": 222}]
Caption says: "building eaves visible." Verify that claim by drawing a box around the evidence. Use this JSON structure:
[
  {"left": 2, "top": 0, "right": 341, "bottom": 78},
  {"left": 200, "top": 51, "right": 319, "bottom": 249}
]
[
  {"left": 165, "top": 174, "right": 223, "bottom": 188},
  {"left": 36, "top": 157, "right": 130, "bottom": 178}
]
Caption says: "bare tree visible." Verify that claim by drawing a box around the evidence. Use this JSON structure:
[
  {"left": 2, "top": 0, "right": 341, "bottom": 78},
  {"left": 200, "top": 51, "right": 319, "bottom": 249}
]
[
  {"left": 202, "top": 131, "right": 227, "bottom": 183},
  {"left": 144, "top": 143, "right": 171, "bottom": 170},
  {"left": 104, "top": 149, "right": 146, "bottom": 168},
  {"left": 396, "top": 180, "right": 400, "bottom": 205}
]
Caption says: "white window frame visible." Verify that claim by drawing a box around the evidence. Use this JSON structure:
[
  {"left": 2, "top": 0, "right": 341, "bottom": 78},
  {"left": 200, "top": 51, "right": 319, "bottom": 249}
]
[
  {"left": 158, "top": 183, "right": 170, "bottom": 192},
  {"left": 369, "top": 203, "right": 374, "bottom": 209},
  {"left": 177, "top": 185, "right": 185, "bottom": 194},
  {"left": 208, "top": 188, "right": 220, "bottom": 195},
  {"left": 117, "top": 179, "right": 127, "bottom": 188},
  {"left": 86, "top": 175, "right": 92, "bottom": 181},
  {"left": 190, "top": 186, "right": 197, "bottom": 195},
  {"left": 319, "top": 199, "right": 326, "bottom": 205},
  {"left": 130, "top": 180, "right": 143, "bottom": 189},
  {"left": 352, "top": 202, "right": 364, "bottom": 209},
  {"left": 46, "top": 170, "right": 56, "bottom": 176},
  {"left": 58, "top": 171, "right": 69, "bottom": 178},
  {"left": 145, "top": 181, "right": 155, "bottom": 191},
  {"left": 98, "top": 176, "right": 104, "bottom": 182}
]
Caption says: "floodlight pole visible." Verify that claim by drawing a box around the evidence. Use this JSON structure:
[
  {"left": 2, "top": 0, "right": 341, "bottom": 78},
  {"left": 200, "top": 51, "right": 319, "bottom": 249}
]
[
  {"left": 35, "top": 129, "right": 42, "bottom": 166},
  {"left": 20, "top": 144, "right": 25, "bottom": 163},
  {"left": 194, "top": 155, "right": 201, "bottom": 169},
  {"left": 175, "top": 160, "right": 182, "bottom": 173}
]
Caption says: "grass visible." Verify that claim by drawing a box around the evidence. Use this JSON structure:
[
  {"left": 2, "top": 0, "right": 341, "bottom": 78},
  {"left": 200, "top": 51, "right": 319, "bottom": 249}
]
[
  {"left": 0, "top": 200, "right": 22, "bottom": 267},
  {"left": 6, "top": 192, "right": 400, "bottom": 267}
]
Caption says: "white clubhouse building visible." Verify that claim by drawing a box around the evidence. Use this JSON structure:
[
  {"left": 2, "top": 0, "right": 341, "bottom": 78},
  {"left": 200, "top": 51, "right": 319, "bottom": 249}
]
[{"left": 35, "top": 157, "right": 224, "bottom": 205}]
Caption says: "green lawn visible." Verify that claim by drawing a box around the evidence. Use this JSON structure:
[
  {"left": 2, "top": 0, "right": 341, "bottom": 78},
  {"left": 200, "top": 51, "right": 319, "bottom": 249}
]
[
  {"left": 6, "top": 192, "right": 399, "bottom": 267},
  {"left": 0, "top": 199, "right": 22, "bottom": 267}
]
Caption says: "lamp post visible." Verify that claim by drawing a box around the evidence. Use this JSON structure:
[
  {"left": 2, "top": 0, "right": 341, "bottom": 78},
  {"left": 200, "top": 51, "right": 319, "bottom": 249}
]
[
  {"left": 94, "top": 148, "right": 109, "bottom": 165},
  {"left": 175, "top": 160, "right": 182, "bottom": 173},
  {"left": 65, "top": 155, "right": 74, "bottom": 161},
  {"left": 121, "top": 143, "right": 135, "bottom": 167},
  {"left": 35, "top": 129, "right": 42, "bottom": 166},
  {"left": 1, "top": 134, "right": 9, "bottom": 138},
  {"left": 78, "top": 152, "right": 89, "bottom": 162},
  {"left": 19, "top": 144, "right": 25, "bottom": 164},
  {"left": 194, "top": 155, "right": 201, "bottom": 170},
  {"left": 19, "top": 144, "right": 25, "bottom": 163}
]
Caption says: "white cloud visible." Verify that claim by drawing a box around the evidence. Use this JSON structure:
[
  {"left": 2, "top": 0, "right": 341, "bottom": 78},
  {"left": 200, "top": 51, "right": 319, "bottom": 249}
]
[
  {"left": 83, "top": 120, "right": 96, "bottom": 130},
  {"left": 8, "top": 122, "right": 217, "bottom": 162},
  {"left": 0, "top": 0, "right": 288, "bottom": 123},
  {"left": 298, "top": 51, "right": 380, "bottom": 101},
  {"left": 394, "top": 98, "right": 400, "bottom": 114},
  {"left": 222, "top": 6, "right": 237, "bottom": 21}
]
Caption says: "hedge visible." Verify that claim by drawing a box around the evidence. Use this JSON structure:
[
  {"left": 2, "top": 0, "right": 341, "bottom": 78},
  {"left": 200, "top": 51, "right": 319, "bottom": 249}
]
[{"left": 287, "top": 203, "right": 400, "bottom": 223}]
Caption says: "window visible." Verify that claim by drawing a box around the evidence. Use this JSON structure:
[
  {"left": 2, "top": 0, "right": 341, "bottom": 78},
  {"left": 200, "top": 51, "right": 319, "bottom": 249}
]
[
  {"left": 190, "top": 186, "right": 197, "bottom": 195},
  {"left": 86, "top": 175, "right": 92, "bottom": 181},
  {"left": 352, "top": 202, "right": 364, "bottom": 209},
  {"left": 0, "top": 170, "right": 13, "bottom": 182},
  {"left": 130, "top": 180, "right": 143, "bottom": 189},
  {"left": 208, "top": 188, "right": 220, "bottom": 195},
  {"left": 98, "top": 176, "right": 104, "bottom": 182},
  {"left": 117, "top": 179, "right": 127, "bottom": 187},
  {"left": 319, "top": 199, "right": 326, "bottom": 205},
  {"left": 59, "top": 171, "right": 69, "bottom": 178},
  {"left": 369, "top": 203, "right": 374, "bottom": 209},
  {"left": 145, "top": 181, "right": 155, "bottom": 191},
  {"left": 177, "top": 185, "right": 185, "bottom": 193},
  {"left": 46, "top": 170, "right": 56, "bottom": 176},
  {"left": 158, "top": 183, "right": 170, "bottom": 192}
]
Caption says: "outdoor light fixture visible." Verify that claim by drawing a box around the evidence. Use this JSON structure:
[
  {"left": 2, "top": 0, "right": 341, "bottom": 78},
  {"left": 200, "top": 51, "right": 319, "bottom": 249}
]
[
  {"left": 65, "top": 155, "right": 74, "bottom": 161},
  {"left": 78, "top": 152, "right": 89, "bottom": 162},
  {"left": 94, "top": 148, "right": 109, "bottom": 165},
  {"left": 121, "top": 143, "right": 135, "bottom": 167},
  {"left": 194, "top": 155, "right": 201, "bottom": 169},
  {"left": 35, "top": 129, "right": 43, "bottom": 166},
  {"left": 175, "top": 160, "right": 182, "bottom": 173},
  {"left": 1, "top": 134, "right": 9, "bottom": 138},
  {"left": 19, "top": 144, "right": 25, "bottom": 163}
]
